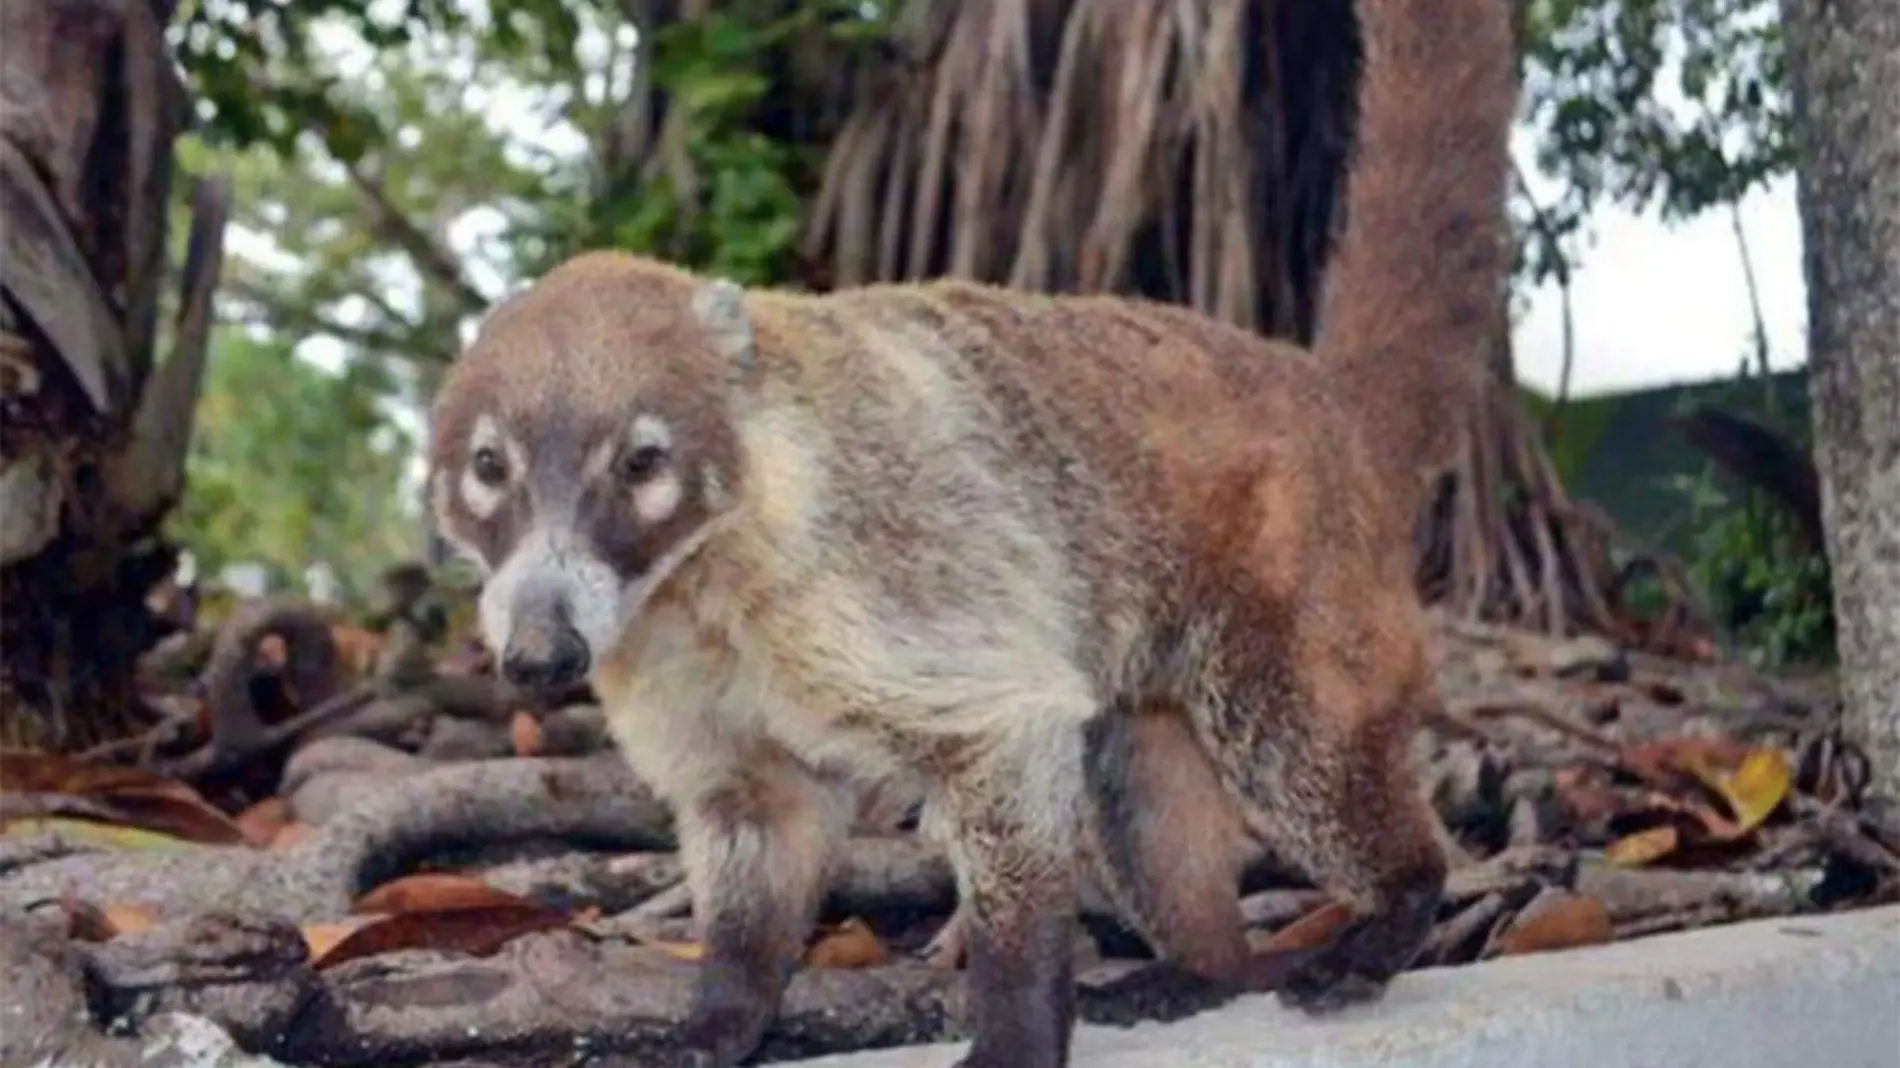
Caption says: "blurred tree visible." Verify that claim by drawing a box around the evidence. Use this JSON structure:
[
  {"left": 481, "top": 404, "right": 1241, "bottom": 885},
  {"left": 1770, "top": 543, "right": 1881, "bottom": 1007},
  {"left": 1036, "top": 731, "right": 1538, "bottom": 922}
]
[
  {"left": 0, "top": 0, "right": 230, "bottom": 749},
  {"left": 167, "top": 332, "right": 421, "bottom": 604}
]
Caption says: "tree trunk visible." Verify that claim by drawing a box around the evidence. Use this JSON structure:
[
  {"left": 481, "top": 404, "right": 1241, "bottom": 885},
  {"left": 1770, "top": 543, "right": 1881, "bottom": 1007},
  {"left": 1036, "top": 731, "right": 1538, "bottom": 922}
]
[
  {"left": 1779, "top": 0, "right": 1900, "bottom": 800},
  {"left": 0, "top": 0, "right": 229, "bottom": 751}
]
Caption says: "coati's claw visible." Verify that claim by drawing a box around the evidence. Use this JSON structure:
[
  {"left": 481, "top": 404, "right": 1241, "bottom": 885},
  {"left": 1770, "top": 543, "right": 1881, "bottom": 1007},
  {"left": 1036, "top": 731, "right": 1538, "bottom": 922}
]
[
  {"left": 1276, "top": 966, "right": 1389, "bottom": 1015},
  {"left": 951, "top": 1054, "right": 1060, "bottom": 1068},
  {"left": 917, "top": 907, "right": 969, "bottom": 970}
]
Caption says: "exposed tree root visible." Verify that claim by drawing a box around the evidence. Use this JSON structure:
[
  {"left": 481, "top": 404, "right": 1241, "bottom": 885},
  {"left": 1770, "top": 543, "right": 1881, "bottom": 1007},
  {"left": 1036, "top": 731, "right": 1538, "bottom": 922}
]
[{"left": 0, "top": 755, "right": 674, "bottom": 923}]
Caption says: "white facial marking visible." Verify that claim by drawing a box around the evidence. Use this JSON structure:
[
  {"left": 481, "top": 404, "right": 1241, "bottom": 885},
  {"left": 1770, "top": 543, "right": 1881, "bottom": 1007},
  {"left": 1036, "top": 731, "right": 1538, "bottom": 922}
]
[
  {"left": 634, "top": 470, "right": 684, "bottom": 525},
  {"left": 430, "top": 472, "right": 490, "bottom": 575},
  {"left": 703, "top": 466, "right": 729, "bottom": 510},
  {"left": 630, "top": 414, "right": 672, "bottom": 452},
  {"left": 460, "top": 414, "right": 524, "bottom": 520},
  {"left": 477, "top": 523, "right": 623, "bottom": 660}
]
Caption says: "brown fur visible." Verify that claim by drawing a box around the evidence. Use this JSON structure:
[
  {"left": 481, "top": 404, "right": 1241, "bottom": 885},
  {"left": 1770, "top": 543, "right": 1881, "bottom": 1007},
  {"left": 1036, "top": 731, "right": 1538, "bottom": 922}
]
[{"left": 423, "top": 0, "right": 1515, "bottom": 1062}]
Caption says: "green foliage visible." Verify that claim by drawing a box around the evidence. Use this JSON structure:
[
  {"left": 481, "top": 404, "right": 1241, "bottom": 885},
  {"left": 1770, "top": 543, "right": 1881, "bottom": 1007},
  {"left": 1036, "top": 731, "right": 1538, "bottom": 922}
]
[
  {"left": 1666, "top": 364, "right": 1834, "bottom": 668},
  {"left": 164, "top": 0, "right": 884, "bottom": 596},
  {"left": 1515, "top": 0, "right": 1792, "bottom": 286},
  {"left": 170, "top": 0, "right": 582, "bottom": 157},
  {"left": 1518, "top": 384, "right": 1621, "bottom": 488},
  {"left": 167, "top": 332, "right": 422, "bottom": 605},
  {"left": 1512, "top": 0, "right": 1831, "bottom": 663}
]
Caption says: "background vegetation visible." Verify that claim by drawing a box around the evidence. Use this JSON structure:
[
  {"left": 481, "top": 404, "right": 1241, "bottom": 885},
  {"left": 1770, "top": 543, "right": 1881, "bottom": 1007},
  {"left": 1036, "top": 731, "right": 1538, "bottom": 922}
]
[{"left": 161, "top": 0, "right": 1832, "bottom": 669}]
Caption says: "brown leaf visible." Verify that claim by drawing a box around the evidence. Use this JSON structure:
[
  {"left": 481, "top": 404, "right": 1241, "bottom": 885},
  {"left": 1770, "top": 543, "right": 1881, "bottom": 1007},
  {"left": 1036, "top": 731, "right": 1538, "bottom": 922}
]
[
  {"left": 1492, "top": 891, "right": 1613, "bottom": 957},
  {"left": 803, "top": 918, "right": 889, "bottom": 969},
  {"left": 510, "top": 710, "right": 543, "bottom": 757},
  {"left": 101, "top": 787, "right": 248, "bottom": 845},
  {"left": 104, "top": 902, "right": 161, "bottom": 937},
  {"left": 1616, "top": 736, "right": 1751, "bottom": 793},
  {"left": 0, "top": 748, "right": 245, "bottom": 845},
  {"left": 57, "top": 897, "right": 119, "bottom": 942},
  {"left": 311, "top": 903, "right": 571, "bottom": 970},
  {"left": 57, "top": 897, "right": 162, "bottom": 941},
  {"left": 1676, "top": 745, "right": 1793, "bottom": 839},
  {"left": 330, "top": 624, "right": 386, "bottom": 678},
  {"left": 234, "top": 797, "right": 291, "bottom": 848},
  {"left": 1605, "top": 824, "right": 1680, "bottom": 867},
  {"left": 1251, "top": 900, "right": 1356, "bottom": 954},
  {"left": 353, "top": 872, "right": 529, "bottom": 914},
  {"left": 300, "top": 917, "right": 379, "bottom": 961},
  {"left": 268, "top": 821, "right": 316, "bottom": 851}
]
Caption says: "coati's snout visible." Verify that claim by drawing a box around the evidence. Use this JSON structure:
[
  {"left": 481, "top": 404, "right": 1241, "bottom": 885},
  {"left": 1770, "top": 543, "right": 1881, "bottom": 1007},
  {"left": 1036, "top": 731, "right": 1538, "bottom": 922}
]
[{"left": 496, "top": 575, "right": 591, "bottom": 694}]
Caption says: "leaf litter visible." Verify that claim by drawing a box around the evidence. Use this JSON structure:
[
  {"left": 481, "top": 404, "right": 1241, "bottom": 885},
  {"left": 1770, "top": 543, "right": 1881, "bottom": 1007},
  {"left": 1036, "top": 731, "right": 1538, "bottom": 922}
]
[{"left": 0, "top": 595, "right": 1894, "bottom": 1066}]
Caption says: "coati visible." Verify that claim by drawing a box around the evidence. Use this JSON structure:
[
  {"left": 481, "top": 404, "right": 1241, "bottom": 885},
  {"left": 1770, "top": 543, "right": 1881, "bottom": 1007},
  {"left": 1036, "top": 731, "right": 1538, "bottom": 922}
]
[{"left": 422, "top": 0, "right": 1515, "bottom": 1062}]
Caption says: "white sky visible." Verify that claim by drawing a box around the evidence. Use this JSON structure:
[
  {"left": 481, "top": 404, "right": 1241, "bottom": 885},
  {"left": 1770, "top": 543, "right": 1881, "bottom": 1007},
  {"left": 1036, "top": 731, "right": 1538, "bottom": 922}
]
[{"left": 1510, "top": 163, "right": 1808, "bottom": 399}]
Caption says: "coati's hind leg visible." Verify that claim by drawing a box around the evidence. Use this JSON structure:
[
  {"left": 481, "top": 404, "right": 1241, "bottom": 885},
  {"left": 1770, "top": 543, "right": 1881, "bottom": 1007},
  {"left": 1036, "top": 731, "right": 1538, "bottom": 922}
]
[
  {"left": 1080, "top": 699, "right": 1256, "bottom": 982},
  {"left": 1208, "top": 653, "right": 1448, "bottom": 1014}
]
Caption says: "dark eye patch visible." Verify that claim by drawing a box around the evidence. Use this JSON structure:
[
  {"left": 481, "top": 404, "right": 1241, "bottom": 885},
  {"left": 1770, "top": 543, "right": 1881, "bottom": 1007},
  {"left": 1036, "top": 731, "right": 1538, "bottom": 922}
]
[
  {"left": 471, "top": 445, "right": 509, "bottom": 486},
  {"left": 617, "top": 443, "right": 668, "bottom": 482}
]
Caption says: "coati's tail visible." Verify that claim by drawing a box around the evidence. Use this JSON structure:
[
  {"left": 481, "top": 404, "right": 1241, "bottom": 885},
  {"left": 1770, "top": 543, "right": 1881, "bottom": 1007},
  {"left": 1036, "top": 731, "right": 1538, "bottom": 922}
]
[{"left": 1313, "top": 0, "right": 1517, "bottom": 519}]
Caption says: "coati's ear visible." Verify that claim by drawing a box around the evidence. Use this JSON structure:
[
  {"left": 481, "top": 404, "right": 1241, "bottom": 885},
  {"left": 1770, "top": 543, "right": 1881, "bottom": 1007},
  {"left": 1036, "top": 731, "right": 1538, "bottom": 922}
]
[{"left": 690, "top": 277, "right": 755, "bottom": 373}]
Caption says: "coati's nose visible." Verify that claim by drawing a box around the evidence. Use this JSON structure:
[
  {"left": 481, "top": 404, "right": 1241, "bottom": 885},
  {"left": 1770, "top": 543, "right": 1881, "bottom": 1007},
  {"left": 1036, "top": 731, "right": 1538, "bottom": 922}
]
[{"left": 499, "top": 604, "right": 590, "bottom": 694}]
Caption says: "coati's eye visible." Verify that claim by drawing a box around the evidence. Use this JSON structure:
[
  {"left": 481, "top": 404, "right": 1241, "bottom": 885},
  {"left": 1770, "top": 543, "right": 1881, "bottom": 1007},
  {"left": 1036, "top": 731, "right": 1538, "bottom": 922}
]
[
  {"left": 471, "top": 446, "right": 509, "bottom": 487},
  {"left": 617, "top": 444, "right": 667, "bottom": 483}
]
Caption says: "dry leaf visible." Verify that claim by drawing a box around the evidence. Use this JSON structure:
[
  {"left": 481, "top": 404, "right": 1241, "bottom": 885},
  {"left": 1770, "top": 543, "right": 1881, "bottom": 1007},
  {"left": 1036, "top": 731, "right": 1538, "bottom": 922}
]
[
  {"left": 0, "top": 816, "right": 193, "bottom": 852},
  {"left": 311, "top": 903, "right": 571, "bottom": 970},
  {"left": 103, "top": 902, "right": 162, "bottom": 937},
  {"left": 1492, "top": 892, "right": 1613, "bottom": 957},
  {"left": 0, "top": 749, "right": 245, "bottom": 845},
  {"left": 510, "top": 710, "right": 544, "bottom": 757},
  {"left": 1605, "top": 824, "right": 1680, "bottom": 867},
  {"left": 1253, "top": 900, "right": 1355, "bottom": 954},
  {"left": 804, "top": 918, "right": 889, "bottom": 969},
  {"left": 354, "top": 872, "right": 528, "bottom": 914},
  {"left": 57, "top": 897, "right": 120, "bottom": 942},
  {"left": 57, "top": 897, "right": 161, "bottom": 942},
  {"left": 300, "top": 917, "right": 379, "bottom": 961},
  {"left": 269, "top": 821, "right": 316, "bottom": 851},
  {"left": 648, "top": 939, "right": 705, "bottom": 961},
  {"left": 330, "top": 625, "right": 386, "bottom": 677},
  {"left": 1615, "top": 736, "right": 1750, "bottom": 793},
  {"left": 1677, "top": 746, "right": 1793, "bottom": 838},
  {"left": 235, "top": 797, "right": 291, "bottom": 848}
]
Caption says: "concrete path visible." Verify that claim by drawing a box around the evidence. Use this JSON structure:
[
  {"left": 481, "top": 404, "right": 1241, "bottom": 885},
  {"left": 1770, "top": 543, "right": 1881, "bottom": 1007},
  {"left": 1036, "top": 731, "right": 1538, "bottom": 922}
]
[{"left": 796, "top": 903, "right": 1900, "bottom": 1068}]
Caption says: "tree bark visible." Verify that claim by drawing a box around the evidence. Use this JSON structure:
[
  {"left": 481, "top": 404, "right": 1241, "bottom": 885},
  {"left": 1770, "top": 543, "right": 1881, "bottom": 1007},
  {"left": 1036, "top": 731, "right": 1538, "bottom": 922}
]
[
  {"left": 1779, "top": 0, "right": 1900, "bottom": 799},
  {"left": 0, "top": 0, "right": 228, "bottom": 751}
]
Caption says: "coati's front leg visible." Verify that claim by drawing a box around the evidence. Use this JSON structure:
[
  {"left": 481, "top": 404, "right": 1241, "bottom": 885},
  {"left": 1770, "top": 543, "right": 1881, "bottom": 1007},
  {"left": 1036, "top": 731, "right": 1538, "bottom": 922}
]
[
  {"left": 927, "top": 716, "right": 1088, "bottom": 1068},
  {"left": 673, "top": 754, "right": 849, "bottom": 1067}
]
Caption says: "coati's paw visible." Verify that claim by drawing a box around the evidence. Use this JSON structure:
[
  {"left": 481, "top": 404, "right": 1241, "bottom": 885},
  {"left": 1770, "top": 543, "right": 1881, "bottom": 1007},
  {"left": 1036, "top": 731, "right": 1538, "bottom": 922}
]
[
  {"left": 675, "top": 980, "right": 776, "bottom": 1067},
  {"left": 1275, "top": 963, "right": 1390, "bottom": 1016},
  {"left": 1276, "top": 881, "right": 1438, "bottom": 1016}
]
